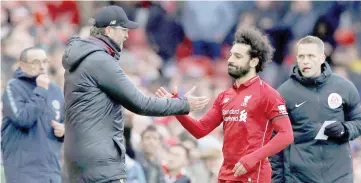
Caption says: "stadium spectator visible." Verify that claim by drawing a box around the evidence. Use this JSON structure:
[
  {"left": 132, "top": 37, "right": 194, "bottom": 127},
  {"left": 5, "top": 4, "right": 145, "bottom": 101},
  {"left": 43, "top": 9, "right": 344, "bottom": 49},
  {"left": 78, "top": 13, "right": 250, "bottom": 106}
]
[
  {"left": 125, "top": 154, "right": 147, "bottom": 183},
  {"left": 136, "top": 125, "right": 166, "bottom": 183},
  {"left": 162, "top": 144, "right": 191, "bottom": 183}
]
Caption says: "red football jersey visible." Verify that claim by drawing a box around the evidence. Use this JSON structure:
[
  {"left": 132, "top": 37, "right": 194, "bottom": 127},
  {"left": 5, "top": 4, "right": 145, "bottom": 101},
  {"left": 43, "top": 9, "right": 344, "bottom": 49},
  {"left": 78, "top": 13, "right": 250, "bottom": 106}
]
[
  {"left": 217, "top": 76, "right": 287, "bottom": 182},
  {"left": 175, "top": 76, "right": 289, "bottom": 182}
]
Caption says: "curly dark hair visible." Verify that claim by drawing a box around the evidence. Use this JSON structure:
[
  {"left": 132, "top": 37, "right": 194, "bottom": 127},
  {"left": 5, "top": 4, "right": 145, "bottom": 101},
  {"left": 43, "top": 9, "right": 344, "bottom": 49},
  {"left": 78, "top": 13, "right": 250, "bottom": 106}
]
[{"left": 233, "top": 27, "right": 275, "bottom": 73}]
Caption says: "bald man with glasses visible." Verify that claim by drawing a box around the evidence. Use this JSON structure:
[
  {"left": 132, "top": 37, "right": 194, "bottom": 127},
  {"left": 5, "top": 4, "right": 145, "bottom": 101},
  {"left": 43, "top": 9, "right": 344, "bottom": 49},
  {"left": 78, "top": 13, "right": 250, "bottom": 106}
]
[{"left": 2, "top": 47, "right": 65, "bottom": 183}]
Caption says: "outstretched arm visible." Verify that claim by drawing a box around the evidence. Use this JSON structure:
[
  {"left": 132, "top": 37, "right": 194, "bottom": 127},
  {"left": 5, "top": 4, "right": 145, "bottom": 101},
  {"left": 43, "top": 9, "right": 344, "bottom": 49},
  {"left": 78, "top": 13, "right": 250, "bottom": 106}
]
[
  {"left": 89, "top": 54, "right": 207, "bottom": 116},
  {"left": 157, "top": 87, "right": 223, "bottom": 139},
  {"left": 175, "top": 100, "right": 223, "bottom": 139}
]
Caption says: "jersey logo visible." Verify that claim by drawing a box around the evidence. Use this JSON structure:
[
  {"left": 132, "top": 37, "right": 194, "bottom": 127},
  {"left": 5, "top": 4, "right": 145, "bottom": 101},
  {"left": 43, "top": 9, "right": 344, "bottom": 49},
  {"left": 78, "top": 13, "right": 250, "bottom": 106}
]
[
  {"left": 278, "top": 105, "right": 288, "bottom": 115},
  {"left": 295, "top": 101, "right": 306, "bottom": 108},
  {"left": 222, "top": 98, "right": 230, "bottom": 104},
  {"left": 241, "top": 95, "right": 252, "bottom": 107},
  {"left": 239, "top": 110, "right": 247, "bottom": 122},
  {"left": 328, "top": 93, "right": 342, "bottom": 109}
]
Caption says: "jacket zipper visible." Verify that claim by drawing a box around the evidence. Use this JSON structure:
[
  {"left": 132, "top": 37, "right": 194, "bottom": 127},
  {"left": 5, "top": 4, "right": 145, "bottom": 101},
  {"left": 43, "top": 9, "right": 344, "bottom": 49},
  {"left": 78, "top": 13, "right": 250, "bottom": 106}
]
[{"left": 316, "top": 88, "right": 324, "bottom": 183}]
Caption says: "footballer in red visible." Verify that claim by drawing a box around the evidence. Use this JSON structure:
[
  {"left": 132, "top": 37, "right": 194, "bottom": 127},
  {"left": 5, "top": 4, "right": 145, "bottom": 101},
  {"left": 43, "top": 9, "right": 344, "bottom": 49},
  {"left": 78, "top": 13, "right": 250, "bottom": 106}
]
[{"left": 156, "top": 27, "right": 294, "bottom": 183}]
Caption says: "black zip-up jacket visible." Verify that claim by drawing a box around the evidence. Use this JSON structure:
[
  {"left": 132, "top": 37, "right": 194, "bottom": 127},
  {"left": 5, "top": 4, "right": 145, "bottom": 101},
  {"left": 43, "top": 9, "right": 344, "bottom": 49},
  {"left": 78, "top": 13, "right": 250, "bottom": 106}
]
[
  {"left": 270, "top": 62, "right": 361, "bottom": 183},
  {"left": 61, "top": 35, "right": 190, "bottom": 183}
]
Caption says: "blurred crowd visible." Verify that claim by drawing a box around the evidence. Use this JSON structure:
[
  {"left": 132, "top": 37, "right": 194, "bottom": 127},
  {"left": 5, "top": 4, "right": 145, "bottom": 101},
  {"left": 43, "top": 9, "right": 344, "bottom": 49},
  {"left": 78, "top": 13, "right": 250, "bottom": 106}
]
[{"left": 1, "top": 1, "right": 361, "bottom": 183}]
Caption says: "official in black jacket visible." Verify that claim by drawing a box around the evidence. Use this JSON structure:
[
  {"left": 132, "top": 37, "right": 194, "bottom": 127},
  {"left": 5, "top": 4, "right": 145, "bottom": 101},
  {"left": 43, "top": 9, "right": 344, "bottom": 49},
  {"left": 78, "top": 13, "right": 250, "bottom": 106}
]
[
  {"left": 61, "top": 5, "right": 209, "bottom": 183},
  {"left": 270, "top": 36, "right": 361, "bottom": 183}
]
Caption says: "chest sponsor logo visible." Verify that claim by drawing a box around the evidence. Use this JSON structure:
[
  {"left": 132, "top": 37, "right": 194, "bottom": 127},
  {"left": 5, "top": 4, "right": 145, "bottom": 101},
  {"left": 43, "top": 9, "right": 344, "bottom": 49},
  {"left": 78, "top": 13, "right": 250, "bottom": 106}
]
[
  {"left": 328, "top": 93, "right": 342, "bottom": 109},
  {"left": 222, "top": 109, "right": 247, "bottom": 122},
  {"left": 278, "top": 105, "right": 288, "bottom": 115},
  {"left": 241, "top": 95, "right": 252, "bottom": 107}
]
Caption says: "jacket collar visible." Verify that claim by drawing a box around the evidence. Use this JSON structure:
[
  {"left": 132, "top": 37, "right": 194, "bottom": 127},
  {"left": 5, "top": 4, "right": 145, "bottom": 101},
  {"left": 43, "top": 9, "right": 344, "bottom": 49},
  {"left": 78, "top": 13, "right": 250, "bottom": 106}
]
[
  {"left": 92, "top": 35, "right": 121, "bottom": 59},
  {"left": 13, "top": 68, "right": 38, "bottom": 82},
  {"left": 291, "top": 62, "right": 332, "bottom": 86}
]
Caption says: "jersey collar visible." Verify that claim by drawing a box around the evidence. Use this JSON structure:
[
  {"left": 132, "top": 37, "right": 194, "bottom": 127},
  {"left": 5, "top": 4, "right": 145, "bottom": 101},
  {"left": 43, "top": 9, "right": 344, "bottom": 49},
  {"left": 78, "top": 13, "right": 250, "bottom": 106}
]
[{"left": 233, "top": 76, "right": 260, "bottom": 89}]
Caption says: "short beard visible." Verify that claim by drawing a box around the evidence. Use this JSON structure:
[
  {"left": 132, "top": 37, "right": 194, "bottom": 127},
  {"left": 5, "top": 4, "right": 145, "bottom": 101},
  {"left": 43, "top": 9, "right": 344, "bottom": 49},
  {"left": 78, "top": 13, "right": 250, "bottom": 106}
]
[{"left": 228, "top": 64, "right": 251, "bottom": 79}]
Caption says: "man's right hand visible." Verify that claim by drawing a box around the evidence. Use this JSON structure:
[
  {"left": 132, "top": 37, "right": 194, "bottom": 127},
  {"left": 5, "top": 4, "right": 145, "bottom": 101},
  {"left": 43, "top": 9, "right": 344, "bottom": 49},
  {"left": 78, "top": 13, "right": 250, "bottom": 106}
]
[
  {"left": 185, "top": 86, "right": 210, "bottom": 112},
  {"left": 156, "top": 86, "right": 210, "bottom": 112},
  {"left": 36, "top": 74, "right": 50, "bottom": 90}
]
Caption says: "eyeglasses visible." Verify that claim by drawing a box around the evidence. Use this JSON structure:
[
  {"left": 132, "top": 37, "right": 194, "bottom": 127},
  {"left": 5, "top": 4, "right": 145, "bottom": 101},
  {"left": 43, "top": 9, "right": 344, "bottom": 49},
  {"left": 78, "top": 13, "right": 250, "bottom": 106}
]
[{"left": 26, "top": 60, "right": 49, "bottom": 65}]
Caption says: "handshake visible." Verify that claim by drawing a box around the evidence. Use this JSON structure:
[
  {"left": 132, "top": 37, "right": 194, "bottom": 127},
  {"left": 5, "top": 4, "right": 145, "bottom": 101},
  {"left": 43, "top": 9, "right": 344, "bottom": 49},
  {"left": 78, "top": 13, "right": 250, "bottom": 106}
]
[{"left": 155, "top": 86, "right": 210, "bottom": 113}]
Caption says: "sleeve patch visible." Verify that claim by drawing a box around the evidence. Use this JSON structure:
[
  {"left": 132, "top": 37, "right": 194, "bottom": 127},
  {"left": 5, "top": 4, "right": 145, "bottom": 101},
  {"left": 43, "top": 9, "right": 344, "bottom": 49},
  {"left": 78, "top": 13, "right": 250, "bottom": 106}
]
[{"left": 278, "top": 105, "right": 288, "bottom": 115}]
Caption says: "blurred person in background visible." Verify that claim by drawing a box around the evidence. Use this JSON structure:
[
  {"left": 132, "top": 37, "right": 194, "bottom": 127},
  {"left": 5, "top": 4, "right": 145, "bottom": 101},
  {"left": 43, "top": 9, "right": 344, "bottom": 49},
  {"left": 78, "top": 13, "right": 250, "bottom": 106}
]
[
  {"left": 125, "top": 154, "right": 147, "bottom": 183},
  {"left": 146, "top": 1, "right": 185, "bottom": 62},
  {"left": 1, "top": 47, "right": 65, "bottom": 183},
  {"left": 61, "top": 5, "right": 209, "bottom": 183},
  {"left": 271, "top": 36, "right": 361, "bottom": 183},
  {"left": 136, "top": 125, "right": 166, "bottom": 183},
  {"left": 156, "top": 27, "right": 294, "bottom": 183},
  {"left": 182, "top": 1, "right": 236, "bottom": 60},
  {"left": 179, "top": 131, "right": 212, "bottom": 183},
  {"left": 282, "top": 1, "right": 320, "bottom": 40},
  {"left": 162, "top": 144, "right": 191, "bottom": 183},
  {"left": 200, "top": 148, "right": 224, "bottom": 183},
  {"left": 331, "top": 45, "right": 361, "bottom": 96}
]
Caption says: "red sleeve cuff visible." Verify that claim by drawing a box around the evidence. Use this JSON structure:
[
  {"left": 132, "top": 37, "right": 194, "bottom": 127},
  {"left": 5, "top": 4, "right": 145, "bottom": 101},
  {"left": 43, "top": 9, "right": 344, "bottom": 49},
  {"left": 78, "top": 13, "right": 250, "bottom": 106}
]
[
  {"left": 238, "top": 154, "right": 257, "bottom": 172},
  {"left": 172, "top": 93, "right": 179, "bottom": 98}
]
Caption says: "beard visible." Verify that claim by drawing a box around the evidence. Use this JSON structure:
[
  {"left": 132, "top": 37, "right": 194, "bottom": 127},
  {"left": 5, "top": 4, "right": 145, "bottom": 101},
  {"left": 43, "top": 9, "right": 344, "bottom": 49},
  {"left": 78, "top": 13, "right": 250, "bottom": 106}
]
[
  {"left": 117, "top": 39, "right": 124, "bottom": 50},
  {"left": 228, "top": 63, "right": 251, "bottom": 79}
]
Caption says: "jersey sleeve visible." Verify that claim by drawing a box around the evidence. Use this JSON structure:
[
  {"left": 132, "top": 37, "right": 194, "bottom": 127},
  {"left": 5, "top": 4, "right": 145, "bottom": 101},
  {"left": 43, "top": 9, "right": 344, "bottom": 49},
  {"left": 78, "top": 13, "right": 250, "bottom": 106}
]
[
  {"left": 174, "top": 92, "right": 224, "bottom": 139},
  {"left": 264, "top": 88, "right": 288, "bottom": 120}
]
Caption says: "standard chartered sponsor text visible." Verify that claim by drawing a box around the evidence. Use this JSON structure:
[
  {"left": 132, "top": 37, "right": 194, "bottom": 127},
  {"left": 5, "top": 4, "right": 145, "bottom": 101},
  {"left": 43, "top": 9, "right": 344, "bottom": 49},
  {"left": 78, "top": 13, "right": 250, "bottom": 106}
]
[
  {"left": 222, "top": 109, "right": 248, "bottom": 122},
  {"left": 222, "top": 109, "right": 240, "bottom": 115},
  {"left": 223, "top": 109, "right": 240, "bottom": 122}
]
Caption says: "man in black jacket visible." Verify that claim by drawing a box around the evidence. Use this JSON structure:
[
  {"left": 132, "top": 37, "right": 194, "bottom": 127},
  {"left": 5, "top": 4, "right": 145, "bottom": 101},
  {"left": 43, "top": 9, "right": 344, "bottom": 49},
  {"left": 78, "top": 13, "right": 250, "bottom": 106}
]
[
  {"left": 270, "top": 36, "right": 361, "bottom": 183},
  {"left": 61, "top": 5, "right": 209, "bottom": 183}
]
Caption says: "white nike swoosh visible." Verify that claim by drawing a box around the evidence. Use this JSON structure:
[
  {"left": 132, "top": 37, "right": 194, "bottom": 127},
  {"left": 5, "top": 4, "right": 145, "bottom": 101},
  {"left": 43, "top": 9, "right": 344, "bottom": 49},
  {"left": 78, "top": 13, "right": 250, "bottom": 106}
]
[{"left": 295, "top": 101, "right": 306, "bottom": 108}]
